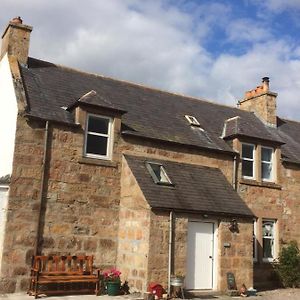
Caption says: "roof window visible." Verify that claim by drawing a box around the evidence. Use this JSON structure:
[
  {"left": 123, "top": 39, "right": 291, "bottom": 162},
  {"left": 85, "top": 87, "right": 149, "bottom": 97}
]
[
  {"left": 146, "top": 162, "right": 173, "bottom": 185},
  {"left": 185, "top": 115, "right": 201, "bottom": 127}
]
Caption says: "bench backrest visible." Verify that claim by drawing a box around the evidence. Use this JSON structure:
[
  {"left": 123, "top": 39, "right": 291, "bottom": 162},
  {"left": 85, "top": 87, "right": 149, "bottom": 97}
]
[{"left": 32, "top": 255, "right": 94, "bottom": 275}]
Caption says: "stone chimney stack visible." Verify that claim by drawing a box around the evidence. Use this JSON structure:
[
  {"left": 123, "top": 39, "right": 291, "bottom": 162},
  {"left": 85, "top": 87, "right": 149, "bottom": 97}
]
[
  {"left": 0, "top": 17, "right": 33, "bottom": 65},
  {"left": 238, "top": 77, "right": 277, "bottom": 127}
]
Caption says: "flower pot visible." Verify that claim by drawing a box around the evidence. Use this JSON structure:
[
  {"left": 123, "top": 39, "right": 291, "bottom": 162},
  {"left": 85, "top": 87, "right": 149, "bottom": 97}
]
[
  {"left": 106, "top": 281, "right": 121, "bottom": 296},
  {"left": 170, "top": 277, "right": 184, "bottom": 287}
]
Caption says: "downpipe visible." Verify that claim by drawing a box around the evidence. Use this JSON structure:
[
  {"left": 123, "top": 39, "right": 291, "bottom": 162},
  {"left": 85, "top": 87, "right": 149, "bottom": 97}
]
[
  {"left": 233, "top": 153, "right": 238, "bottom": 191},
  {"left": 168, "top": 210, "right": 174, "bottom": 295},
  {"left": 34, "top": 121, "right": 50, "bottom": 256}
]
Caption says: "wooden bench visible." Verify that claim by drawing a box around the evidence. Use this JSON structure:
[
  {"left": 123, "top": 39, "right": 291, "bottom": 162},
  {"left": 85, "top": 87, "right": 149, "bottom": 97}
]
[{"left": 28, "top": 255, "right": 100, "bottom": 298}]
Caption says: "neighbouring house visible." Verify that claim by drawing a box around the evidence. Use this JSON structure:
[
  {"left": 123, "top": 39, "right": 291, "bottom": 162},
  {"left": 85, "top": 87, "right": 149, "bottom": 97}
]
[{"left": 0, "top": 17, "right": 300, "bottom": 294}]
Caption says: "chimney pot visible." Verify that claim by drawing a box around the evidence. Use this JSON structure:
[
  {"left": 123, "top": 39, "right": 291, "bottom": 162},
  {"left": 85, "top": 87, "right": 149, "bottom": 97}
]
[
  {"left": 11, "top": 16, "right": 23, "bottom": 24},
  {"left": 262, "top": 77, "right": 269, "bottom": 92}
]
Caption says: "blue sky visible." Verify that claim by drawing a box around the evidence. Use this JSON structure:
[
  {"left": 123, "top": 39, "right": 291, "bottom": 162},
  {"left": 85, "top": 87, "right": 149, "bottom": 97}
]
[{"left": 1, "top": 0, "right": 300, "bottom": 120}]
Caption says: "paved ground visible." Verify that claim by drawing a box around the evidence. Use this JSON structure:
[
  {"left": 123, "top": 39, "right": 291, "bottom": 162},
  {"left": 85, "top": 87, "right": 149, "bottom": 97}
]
[{"left": 0, "top": 289, "right": 299, "bottom": 300}]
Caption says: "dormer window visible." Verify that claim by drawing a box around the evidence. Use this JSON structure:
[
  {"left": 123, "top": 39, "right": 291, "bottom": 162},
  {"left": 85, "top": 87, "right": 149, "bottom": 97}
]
[
  {"left": 146, "top": 162, "right": 173, "bottom": 185},
  {"left": 84, "top": 114, "right": 113, "bottom": 160},
  {"left": 185, "top": 115, "right": 201, "bottom": 127}
]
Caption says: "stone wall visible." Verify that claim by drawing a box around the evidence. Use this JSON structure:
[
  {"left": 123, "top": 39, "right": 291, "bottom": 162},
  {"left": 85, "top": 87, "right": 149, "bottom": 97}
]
[
  {"left": 218, "top": 219, "right": 253, "bottom": 291},
  {"left": 235, "top": 137, "right": 300, "bottom": 288},
  {"left": 0, "top": 117, "right": 44, "bottom": 292},
  {"left": 0, "top": 115, "right": 123, "bottom": 292},
  {"left": 3, "top": 107, "right": 300, "bottom": 293},
  {"left": 147, "top": 212, "right": 253, "bottom": 292},
  {"left": 148, "top": 212, "right": 188, "bottom": 287},
  {"left": 117, "top": 157, "right": 151, "bottom": 292}
]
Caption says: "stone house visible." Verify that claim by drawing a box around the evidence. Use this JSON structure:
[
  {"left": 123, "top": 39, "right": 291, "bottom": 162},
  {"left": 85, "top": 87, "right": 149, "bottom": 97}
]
[{"left": 0, "top": 17, "right": 300, "bottom": 294}]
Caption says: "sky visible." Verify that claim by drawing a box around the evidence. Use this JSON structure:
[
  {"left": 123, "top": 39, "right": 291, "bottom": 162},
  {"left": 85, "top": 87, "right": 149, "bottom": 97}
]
[{"left": 1, "top": 0, "right": 300, "bottom": 120}]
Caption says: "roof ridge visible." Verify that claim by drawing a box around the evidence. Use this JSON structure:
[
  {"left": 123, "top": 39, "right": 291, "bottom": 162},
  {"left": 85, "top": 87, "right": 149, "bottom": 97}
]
[{"left": 281, "top": 117, "right": 300, "bottom": 125}]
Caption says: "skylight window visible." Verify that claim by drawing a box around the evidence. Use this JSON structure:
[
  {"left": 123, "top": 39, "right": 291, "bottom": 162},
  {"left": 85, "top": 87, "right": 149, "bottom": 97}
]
[
  {"left": 185, "top": 115, "right": 201, "bottom": 126},
  {"left": 146, "top": 162, "right": 173, "bottom": 185}
]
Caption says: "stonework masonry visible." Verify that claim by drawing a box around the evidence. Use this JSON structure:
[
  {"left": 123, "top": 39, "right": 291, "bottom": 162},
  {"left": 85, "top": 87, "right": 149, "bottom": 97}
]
[
  {"left": 0, "top": 111, "right": 240, "bottom": 292},
  {"left": 1, "top": 18, "right": 300, "bottom": 294},
  {"left": 2, "top": 106, "right": 300, "bottom": 292}
]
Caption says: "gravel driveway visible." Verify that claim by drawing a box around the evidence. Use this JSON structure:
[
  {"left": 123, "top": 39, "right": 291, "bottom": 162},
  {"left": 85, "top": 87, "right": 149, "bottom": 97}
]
[{"left": 0, "top": 289, "right": 299, "bottom": 300}]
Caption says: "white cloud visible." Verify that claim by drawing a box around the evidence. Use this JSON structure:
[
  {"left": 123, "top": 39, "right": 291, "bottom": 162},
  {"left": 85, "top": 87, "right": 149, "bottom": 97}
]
[
  {"left": 257, "top": 0, "right": 300, "bottom": 12},
  {"left": 225, "top": 19, "right": 272, "bottom": 42}
]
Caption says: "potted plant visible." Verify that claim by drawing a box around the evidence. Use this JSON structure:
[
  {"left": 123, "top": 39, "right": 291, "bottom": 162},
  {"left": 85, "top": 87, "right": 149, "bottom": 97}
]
[{"left": 103, "top": 269, "right": 122, "bottom": 296}]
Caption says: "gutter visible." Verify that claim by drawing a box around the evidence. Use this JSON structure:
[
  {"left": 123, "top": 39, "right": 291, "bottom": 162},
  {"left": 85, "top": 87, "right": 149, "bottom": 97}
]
[
  {"left": 151, "top": 207, "right": 255, "bottom": 219},
  {"left": 233, "top": 153, "right": 239, "bottom": 191},
  {"left": 34, "top": 120, "right": 50, "bottom": 256}
]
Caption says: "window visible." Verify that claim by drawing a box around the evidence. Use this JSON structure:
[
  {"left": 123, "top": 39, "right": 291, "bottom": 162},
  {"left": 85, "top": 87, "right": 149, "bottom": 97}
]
[
  {"left": 253, "top": 219, "right": 258, "bottom": 262},
  {"left": 146, "top": 162, "right": 172, "bottom": 185},
  {"left": 84, "top": 114, "right": 113, "bottom": 160},
  {"left": 262, "top": 219, "right": 276, "bottom": 261},
  {"left": 261, "top": 147, "right": 273, "bottom": 181},
  {"left": 185, "top": 115, "right": 201, "bottom": 127},
  {"left": 241, "top": 143, "right": 255, "bottom": 178}
]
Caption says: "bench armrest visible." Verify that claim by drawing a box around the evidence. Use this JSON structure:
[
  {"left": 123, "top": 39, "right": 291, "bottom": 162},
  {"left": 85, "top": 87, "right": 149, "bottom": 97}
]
[{"left": 30, "top": 267, "right": 39, "bottom": 274}]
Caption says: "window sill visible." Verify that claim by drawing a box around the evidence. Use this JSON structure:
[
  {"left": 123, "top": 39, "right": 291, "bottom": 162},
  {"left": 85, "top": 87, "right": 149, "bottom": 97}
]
[
  {"left": 262, "top": 259, "right": 277, "bottom": 264},
  {"left": 78, "top": 157, "right": 118, "bottom": 168},
  {"left": 239, "top": 178, "right": 281, "bottom": 190}
]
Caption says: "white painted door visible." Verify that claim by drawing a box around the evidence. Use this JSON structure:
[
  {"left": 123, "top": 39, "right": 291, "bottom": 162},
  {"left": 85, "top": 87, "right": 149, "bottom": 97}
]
[{"left": 186, "top": 221, "right": 214, "bottom": 290}]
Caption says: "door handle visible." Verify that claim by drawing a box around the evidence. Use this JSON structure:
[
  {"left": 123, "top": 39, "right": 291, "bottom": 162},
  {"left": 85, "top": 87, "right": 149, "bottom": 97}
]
[{"left": 209, "top": 256, "right": 213, "bottom": 259}]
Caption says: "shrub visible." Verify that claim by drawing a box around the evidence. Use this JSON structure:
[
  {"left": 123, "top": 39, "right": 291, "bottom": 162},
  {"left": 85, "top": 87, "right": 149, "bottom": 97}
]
[{"left": 275, "top": 241, "right": 300, "bottom": 287}]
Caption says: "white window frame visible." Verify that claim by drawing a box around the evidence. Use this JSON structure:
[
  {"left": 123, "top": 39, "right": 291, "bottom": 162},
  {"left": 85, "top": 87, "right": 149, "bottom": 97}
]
[
  {"left": 261, "top": 146, "right": 274, "bottom": 182},
  {"left": 84, "top": 113, "right": 114, "bottom": 160},
  {"left": 185, "top": 115, "right": 201, "bottom": 127},
  {"left": 262, "top": 219, "right": 277, "bottom": 262},
  {"left": 253, "top": 219, "right": 258, "bottom": 262},
  {"left": 146, "top": 162, "right": 173, "bottom": 186},
  {"left": 241, "top": 143, "right": 255, "bottom": 179}
]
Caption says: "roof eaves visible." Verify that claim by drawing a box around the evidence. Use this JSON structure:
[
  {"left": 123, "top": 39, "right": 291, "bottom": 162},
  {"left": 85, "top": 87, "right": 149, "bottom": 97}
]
[
  {"left": 282, "top": 158, "right": 300, "bottom": 166},
  {"left": 223, "top": 133, "right": 285, "bottom": 145},
  {"left": 24, "top": 113, "right": 80, "bottom": 128},
  {"left": 151, "top": 207, "right": 255, "bottom": 218},
  {"left": 67, "top": 100, "right": 127, "bottom": 115}
]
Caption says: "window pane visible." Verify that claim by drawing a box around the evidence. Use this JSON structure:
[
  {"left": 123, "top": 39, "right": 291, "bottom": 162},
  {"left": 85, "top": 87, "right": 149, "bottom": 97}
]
[
  {"left": 263, "top": 221, "right": 274, "bottom": 237},
  {"left": 242, "top": 144, "right": 254, "bottom": 159},
  {"left": 242, "top": 160, "right": 253, "bottom": 177},
  {"left": 262, "top": 162, "right": 272, "bottom": 180},
  {"left": 147, "top": 163, "right": 172, "bottom": 184},
  {"left": 88, "top": 116, "right": 109, "bottom": 134},
  {"left": 262, "top": 147, "right": 272, "bottom": 162},
  {"left": 263, "top": 238, "right": 273, "bottom": 258},
  {"left": 86, "top": 134, "right": 108, "bottom": 156}
]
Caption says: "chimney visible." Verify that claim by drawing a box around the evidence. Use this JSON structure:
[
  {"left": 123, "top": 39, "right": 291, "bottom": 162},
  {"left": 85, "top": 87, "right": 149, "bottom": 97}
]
[
  {"left": 238, "top": 77, "right": 277, "bottom": 127},
  {"left": 0, "top": 17, "right": 33, "bottom": 65}
]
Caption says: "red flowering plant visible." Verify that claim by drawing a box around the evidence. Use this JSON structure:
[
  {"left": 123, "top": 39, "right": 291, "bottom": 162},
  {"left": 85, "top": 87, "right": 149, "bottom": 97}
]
[{"left": 103, "top": 268, "right": 122, "bottom": 283}]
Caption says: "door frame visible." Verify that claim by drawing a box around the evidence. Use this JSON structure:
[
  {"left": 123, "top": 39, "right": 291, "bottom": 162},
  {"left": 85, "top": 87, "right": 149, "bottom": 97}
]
[{"left": 187, "top": 218, "right": 219, "bottom": 290}]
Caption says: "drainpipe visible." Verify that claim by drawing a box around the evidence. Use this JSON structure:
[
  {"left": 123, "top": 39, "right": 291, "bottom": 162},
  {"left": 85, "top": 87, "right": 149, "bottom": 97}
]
[
  {"left": 233, "top": 153, "right": 238, "bottom": 191},
  {"left": 34, "top": 121, "right": 50, "bottom": 256},
  {"left": 168, "top": 210, "right": 174, "bottom": 295}
]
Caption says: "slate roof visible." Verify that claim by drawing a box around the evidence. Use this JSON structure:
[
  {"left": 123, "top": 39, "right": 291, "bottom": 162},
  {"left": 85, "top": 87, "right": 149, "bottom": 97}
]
[
  {"left": 125, "top": 155, "right": 254, "bottom": 217},
  {"left": 20, "top": 57, "right": 300, "bottom": 164}
]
